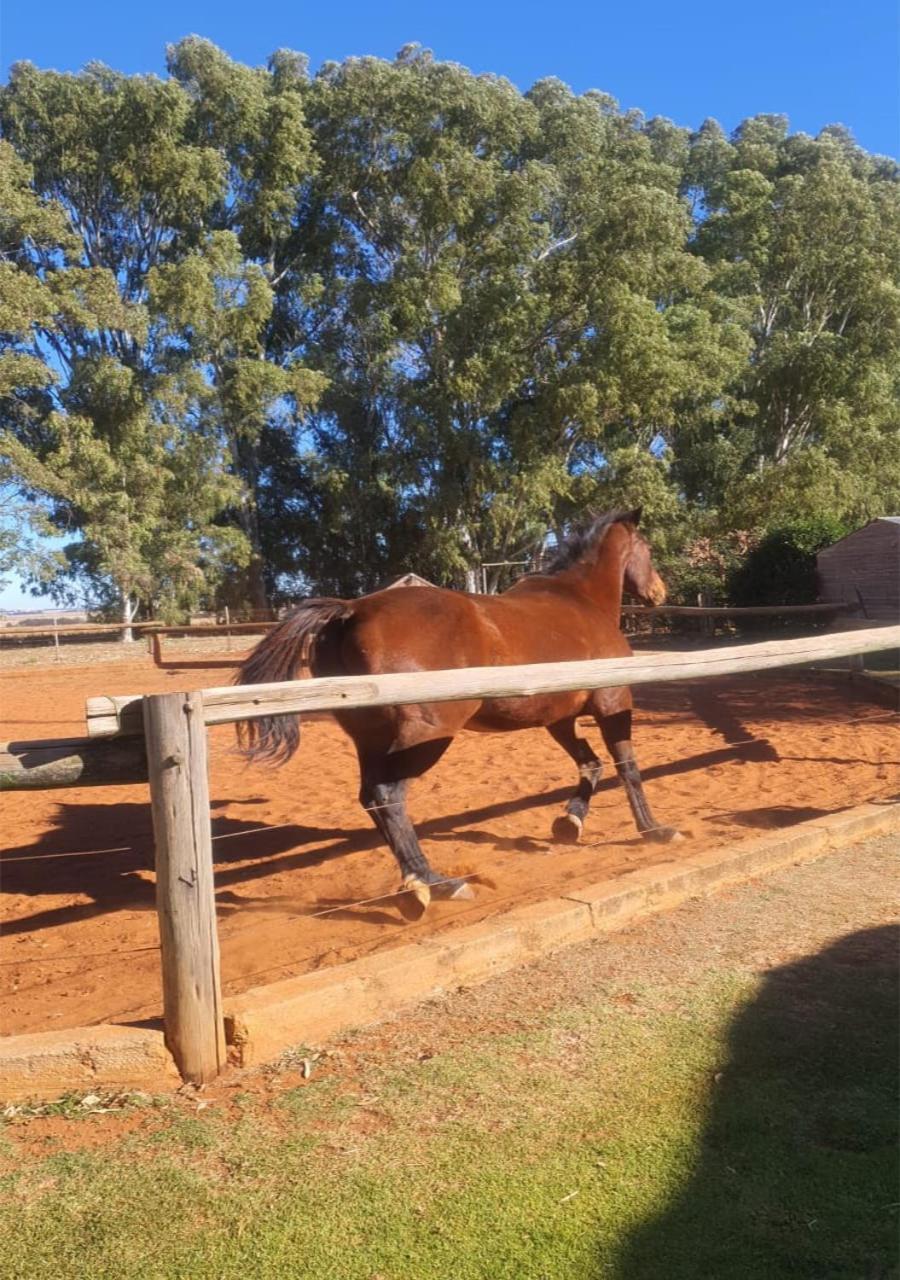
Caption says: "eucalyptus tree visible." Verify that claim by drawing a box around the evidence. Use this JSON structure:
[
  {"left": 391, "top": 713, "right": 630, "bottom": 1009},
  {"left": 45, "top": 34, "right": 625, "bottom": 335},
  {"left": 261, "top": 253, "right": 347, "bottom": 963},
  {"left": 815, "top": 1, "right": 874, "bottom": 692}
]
[
  {"left": 0, "top": 139, "right": 73, "bottom": 589},
  {"left": 3, "top": 41, "right": 896, "bottom": 615},
  {"left": 164, "top": 37, "right": 326, "bottom": 607},
  {"left": 288, "top": 49, "right": 743, "bottom": 590},
  {"left": 679, "top": 116, "right": 900, "bottom": 528},
  {"left": 0, "top": 44, "right": 326, "bottom": 617},
  {"left": 513, "top": 80, "right": 748, "bottom": 571},
  {"left": 0, "top": 61, "right": 248, "bottom": 624}
]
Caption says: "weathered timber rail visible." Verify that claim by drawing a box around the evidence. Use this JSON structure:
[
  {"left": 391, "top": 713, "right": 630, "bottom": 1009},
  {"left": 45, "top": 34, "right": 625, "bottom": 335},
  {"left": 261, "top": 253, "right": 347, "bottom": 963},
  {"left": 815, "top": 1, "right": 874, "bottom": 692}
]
[
  {"left": 0, "top": 621, "right": 162, "bottom": 639},
  {"left": 148, "top": 621, "right": 276, "bottom": 666},
  {"left": 148, "top": 622, "right": 278, "bottom": 637},
  {"left": 620, "top": 601, "right": 848, "bottom": 619},
  {"left": 4, "top": 623, "right": 899, "bottom": 1086},
  {"left": 87, "top": 625, "right": 900, "bottom": 739},
  {"left": 0, "top": 735, "right": 147, "bottom": 790}
]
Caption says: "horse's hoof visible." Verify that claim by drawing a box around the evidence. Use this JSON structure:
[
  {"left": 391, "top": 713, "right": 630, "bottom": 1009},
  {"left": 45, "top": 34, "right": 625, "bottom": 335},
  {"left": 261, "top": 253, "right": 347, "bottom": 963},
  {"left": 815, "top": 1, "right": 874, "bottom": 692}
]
[
  {"left": 431, "top": 876, "right": 476, "bottom": 902},
  {"left": 641, "top": 826, "right": 685, "bottom": 844},
  {"left": 398, "top": 876, "right": 432, "bottom": 921},
  {"left": 552, "top": 813, "right": 583, "bottom": 845}
]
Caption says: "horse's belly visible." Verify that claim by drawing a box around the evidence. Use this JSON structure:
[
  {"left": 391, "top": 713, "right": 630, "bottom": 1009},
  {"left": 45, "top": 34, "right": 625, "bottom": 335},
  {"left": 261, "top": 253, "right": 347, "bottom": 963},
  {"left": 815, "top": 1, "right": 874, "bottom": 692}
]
[{"left": 470, "top": 692, "right": 587, "bottom": 731}]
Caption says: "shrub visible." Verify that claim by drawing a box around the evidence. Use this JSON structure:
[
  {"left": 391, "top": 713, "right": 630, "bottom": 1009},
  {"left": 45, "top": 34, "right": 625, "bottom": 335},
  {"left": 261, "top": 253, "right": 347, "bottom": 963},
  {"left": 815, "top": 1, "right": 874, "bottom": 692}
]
[{"left": 728, "top": 515, "right": 849, "bottom": 606}]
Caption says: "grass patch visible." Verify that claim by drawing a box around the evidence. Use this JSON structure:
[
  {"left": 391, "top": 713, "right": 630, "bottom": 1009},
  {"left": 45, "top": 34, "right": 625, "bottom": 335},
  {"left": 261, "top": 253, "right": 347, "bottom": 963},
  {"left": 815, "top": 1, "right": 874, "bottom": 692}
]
[{"left": 2, "top": 925, "right": 896, "bottom": 1280}]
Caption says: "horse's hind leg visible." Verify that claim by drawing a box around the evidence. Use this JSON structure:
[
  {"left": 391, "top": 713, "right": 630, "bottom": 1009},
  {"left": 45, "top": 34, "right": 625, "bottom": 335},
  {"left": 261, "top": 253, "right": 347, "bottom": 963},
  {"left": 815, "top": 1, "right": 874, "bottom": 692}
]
[
  {"left": 358, "top": 739, "right": 474, "bottom": 919},
  {"left": 595, "top": 708, "right": 682, "bottom": 843},
  {"left": 547, "top": 718, "right": 603, "bottom": 844}
]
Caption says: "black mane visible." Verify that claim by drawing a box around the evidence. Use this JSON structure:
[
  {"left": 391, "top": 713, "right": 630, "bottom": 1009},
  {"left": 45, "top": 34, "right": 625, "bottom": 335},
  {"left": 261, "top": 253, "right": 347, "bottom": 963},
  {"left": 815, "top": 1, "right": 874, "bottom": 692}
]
[{"left": 544, "top": 509, "right": 639, "bottom": 574}]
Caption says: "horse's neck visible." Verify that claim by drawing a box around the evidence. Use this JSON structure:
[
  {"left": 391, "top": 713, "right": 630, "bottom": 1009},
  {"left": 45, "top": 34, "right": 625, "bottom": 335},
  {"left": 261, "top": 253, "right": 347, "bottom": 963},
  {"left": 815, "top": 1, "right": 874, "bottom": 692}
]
[{"left": 560, "top": 526, "right": 628, "bottom": 611}]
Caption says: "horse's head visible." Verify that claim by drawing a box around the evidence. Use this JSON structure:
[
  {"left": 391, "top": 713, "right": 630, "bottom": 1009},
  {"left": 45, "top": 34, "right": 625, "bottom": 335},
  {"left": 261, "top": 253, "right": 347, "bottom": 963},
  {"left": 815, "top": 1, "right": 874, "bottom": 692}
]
[
  {"left": 618, "top": 508, "right": 667, "bottom": 607},
  {"left": 544, "top": 507, "right": 667, "bottom": 608}
]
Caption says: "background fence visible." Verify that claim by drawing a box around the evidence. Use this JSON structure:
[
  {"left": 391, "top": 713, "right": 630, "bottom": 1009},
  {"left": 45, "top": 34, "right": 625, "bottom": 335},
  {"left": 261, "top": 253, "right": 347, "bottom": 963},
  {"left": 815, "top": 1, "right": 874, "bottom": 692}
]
[{"left": 0, "top": 600, "right": 856, "bottom": 661}]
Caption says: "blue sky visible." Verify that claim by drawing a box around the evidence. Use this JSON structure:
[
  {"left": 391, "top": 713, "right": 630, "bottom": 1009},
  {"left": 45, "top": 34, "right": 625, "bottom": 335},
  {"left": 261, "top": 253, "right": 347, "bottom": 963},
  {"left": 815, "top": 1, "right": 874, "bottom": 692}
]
[
  {"left": 1, "top": 0, "right": 896, "bottom": 607},
  {"left": 3, "top": 0, "right": 896, "bottom": 156}
]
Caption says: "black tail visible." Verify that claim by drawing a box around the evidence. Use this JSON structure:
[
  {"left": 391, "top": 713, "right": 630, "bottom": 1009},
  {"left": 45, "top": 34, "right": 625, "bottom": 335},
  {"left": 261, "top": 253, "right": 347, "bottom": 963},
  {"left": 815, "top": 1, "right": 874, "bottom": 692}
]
[{"left": 236, "top": 598, "right": 352, "bottom": 764}]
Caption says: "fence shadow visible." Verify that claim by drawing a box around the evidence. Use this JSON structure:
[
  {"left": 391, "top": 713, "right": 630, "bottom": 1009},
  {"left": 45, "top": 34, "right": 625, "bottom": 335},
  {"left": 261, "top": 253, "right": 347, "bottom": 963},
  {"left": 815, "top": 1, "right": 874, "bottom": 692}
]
[
  {"left": 0, "top": 718, "right": 791, "bottom": 937},
  {"left": 6, "top": 668, "right": 889, "bottom": 936},
  {"left": 612, "top": 924, "right": 899, "bottom": 1279},
  {"left": 0, "top": 804, "right": 375, "bottom": 934}
]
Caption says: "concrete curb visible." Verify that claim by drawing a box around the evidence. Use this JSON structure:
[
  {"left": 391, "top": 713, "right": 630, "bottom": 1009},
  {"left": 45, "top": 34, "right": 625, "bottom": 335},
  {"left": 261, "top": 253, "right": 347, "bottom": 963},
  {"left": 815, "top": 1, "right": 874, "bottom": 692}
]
[
  {"left": 225, "top": 798, "right": 900, "bottom": 1068},
  {"left": 0, "top": 1025, "right": 181, "bottom": 1104},
  {"left": 3, "top": 800, "right": 897, "bottom": 1098}
]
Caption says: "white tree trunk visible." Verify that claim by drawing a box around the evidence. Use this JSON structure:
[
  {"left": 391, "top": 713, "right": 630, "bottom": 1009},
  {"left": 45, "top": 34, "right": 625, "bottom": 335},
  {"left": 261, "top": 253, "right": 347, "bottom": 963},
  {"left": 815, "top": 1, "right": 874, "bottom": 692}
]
[
  {"left": 121, "top": 595, "right": 137, "bottom": 644},
  {"left": 458, "top": 521, "right": 481, "bottom": 594}
]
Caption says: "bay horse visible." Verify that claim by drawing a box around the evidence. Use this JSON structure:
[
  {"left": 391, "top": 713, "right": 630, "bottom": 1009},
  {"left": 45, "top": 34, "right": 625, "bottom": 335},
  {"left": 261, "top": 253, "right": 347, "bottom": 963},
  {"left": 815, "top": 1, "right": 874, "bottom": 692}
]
[{"left": 237, "top": 509, "right": 683, "bottom": 919}]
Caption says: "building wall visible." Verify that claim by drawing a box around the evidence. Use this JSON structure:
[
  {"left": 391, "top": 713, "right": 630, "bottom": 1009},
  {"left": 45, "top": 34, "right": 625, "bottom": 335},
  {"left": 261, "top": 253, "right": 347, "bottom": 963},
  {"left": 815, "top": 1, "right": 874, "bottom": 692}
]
[{"left": 817, "top": 521, "right": 900, "bottom": 619}]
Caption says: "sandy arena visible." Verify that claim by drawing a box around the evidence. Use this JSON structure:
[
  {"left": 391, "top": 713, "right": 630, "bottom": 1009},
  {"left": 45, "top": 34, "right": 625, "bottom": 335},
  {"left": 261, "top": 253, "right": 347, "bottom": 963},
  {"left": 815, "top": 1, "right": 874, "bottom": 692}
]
[{"left": 2, "top": 643, "right": 898, "bottom": 1038}]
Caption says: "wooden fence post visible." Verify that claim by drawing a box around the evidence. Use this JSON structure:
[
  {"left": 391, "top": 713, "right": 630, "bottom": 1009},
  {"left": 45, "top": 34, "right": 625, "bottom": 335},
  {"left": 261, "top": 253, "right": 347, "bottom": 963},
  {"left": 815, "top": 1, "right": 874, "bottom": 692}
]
[{"left": 144, "top": 690, "right": 225, "bottom": 1084}]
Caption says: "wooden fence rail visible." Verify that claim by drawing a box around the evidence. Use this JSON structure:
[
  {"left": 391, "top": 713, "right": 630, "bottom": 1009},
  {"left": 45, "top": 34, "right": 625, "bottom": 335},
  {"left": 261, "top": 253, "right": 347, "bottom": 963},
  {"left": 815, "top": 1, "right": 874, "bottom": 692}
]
[
  {"left": 0, "top": 736, "right": 147, "bottom": 790},
  {"left": 0, "top": 621, "right": 164, "bottom": 642},
  {"left": 87, "top": 625, "right": 900, "bottom": 739},
  {"left": 619, "top": 602, "right": 849, "bottom": 618},
  {"left": 148, "top": 622, "right": 277, "bottom": 666},
  {"left": 0, "top": 602, "right": 849, "bottom": 648}
]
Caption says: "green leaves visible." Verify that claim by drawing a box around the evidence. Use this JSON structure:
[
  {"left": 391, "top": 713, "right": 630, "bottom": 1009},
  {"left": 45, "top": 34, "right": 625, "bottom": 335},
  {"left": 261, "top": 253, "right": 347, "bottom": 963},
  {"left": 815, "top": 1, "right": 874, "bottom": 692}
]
[
  {"left": 688, "top": 121, "right": 900, "bottom": 503},
  {"left": 1, "top": 44, "right": 897, "bottom": 611},
  {"left": 0, "top": 61, "right": 251, "bottom": 618}
]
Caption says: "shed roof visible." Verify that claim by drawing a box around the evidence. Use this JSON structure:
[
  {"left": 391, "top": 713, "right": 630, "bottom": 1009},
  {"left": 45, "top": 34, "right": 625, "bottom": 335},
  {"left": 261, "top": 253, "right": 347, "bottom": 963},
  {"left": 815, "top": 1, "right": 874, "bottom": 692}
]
[
  {"left": 816, "top": 517, "right": 900, "bottom": 556},
  {"left": 382, "top": 572, "right": 437, "bottom": 589}
]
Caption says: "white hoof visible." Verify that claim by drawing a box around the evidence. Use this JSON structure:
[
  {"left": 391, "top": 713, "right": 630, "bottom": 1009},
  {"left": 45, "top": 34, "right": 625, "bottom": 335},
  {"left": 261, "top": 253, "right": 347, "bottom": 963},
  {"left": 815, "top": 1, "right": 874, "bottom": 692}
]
[
  {"left": 448, "top": 881, "right": 476, "bottom": 901},
  {"left": 399, "top": 876, "right": 432, "bottom": 921}
]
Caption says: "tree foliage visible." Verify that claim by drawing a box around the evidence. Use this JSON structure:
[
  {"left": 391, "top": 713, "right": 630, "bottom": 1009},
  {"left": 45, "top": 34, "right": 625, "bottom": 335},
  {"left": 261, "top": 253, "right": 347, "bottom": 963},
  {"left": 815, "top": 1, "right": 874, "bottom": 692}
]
[
  {"left": 728, "top": 515, "right": 850, "bottom": 607},
  {"left": 1, "top": 43, "right": 898, "bottom": 613}
]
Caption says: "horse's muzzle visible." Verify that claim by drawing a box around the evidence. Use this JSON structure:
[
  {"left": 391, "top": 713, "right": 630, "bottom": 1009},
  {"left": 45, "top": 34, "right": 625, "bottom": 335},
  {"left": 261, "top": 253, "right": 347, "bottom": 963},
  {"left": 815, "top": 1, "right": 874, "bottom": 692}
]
[{"left": 644, "top": 573, "right": 667, "bottom": 607}]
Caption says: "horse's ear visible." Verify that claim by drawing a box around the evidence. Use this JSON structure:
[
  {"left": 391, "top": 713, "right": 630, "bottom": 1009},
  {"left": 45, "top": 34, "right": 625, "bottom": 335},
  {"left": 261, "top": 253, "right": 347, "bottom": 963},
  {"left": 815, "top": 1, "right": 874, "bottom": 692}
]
[{"left": 624, "top": 506, "right": 642, "bottom": 527}]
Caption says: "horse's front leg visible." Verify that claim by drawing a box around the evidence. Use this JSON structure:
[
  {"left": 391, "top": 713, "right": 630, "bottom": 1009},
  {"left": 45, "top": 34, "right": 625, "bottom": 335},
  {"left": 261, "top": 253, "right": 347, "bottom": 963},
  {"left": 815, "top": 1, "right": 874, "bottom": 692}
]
[
  {"left": 596, "top": 708, "right": 683, "bottom": 843},
  {"left": 547, "top": 718, "right": 603, "bottom": 844}
]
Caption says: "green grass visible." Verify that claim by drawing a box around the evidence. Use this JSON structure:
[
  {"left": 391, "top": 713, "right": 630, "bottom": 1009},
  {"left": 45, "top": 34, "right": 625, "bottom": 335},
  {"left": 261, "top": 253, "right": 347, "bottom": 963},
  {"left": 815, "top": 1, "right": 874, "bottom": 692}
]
[{"left": 2, "top": 935, "right": 896, "bottom": 1280}]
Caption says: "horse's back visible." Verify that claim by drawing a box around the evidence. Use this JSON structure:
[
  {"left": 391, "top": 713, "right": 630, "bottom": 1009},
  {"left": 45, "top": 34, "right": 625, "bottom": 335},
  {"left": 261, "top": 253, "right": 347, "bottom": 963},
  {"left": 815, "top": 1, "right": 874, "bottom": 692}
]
[
  {"left": 326, "top": 580, "right": 631, "bottom": 734},
  {"left": 346, "top": 585, "right": 498, "bottom": 672},
  {"left": 346, "top": 581, "right": 626, "bottom": 669}
]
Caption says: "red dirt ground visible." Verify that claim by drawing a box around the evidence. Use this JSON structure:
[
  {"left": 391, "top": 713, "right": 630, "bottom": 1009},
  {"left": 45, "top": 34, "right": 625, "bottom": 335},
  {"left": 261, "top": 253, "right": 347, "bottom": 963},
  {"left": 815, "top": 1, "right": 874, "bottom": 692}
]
[{"left": 2, "top": 649, "right": 898, "bottom": 1038}]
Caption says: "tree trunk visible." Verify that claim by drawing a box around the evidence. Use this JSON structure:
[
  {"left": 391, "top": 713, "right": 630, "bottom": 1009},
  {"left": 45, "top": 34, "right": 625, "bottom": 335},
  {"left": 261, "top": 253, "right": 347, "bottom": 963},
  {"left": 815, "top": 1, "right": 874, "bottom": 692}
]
[
  {"left": 230, "top": 435, "right": 270, "bottom": 615},
  {"left": 120, "top": 594, "right": 137, "bottom": 643},
  {"left": 244, "top": 549, "right": 269, "bottom": 616},
  {"left": 458, "top": 522, "right": 481, "bottom": 594}
]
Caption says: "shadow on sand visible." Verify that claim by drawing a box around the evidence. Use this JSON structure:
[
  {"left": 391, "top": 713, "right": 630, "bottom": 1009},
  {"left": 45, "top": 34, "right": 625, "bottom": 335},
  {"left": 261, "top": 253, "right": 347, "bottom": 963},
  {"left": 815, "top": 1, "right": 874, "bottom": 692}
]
[
  {"left": 7, "top": 673, "right": 890, "bottom": 938},
  {"left": 613, "top": 924, "right": 899, "bottom": 1279}
]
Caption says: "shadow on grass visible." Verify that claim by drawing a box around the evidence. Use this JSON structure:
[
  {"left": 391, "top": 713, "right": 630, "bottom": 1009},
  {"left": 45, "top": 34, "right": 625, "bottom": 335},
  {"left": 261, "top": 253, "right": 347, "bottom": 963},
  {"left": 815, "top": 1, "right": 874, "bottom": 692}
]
[{"left": 614, "top": 924, "right": 899, "bottom": 1279}]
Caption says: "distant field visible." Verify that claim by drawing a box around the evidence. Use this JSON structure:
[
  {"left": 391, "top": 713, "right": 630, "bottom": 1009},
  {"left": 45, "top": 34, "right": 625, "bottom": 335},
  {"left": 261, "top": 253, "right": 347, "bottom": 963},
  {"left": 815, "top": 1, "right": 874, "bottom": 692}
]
[
  {"left": 0, "top": 611, "right": 88, "bottom": 627},
  {"left": 0, "top": 632, "right": 266, "bottom": 670}
]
